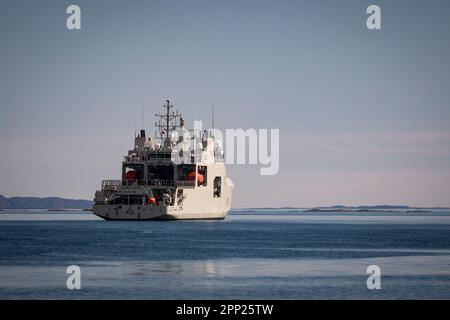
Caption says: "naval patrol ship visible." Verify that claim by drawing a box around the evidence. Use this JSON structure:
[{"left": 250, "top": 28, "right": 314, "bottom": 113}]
[{"left": 93, "top": 100, "right": 233, "bottom": 220}]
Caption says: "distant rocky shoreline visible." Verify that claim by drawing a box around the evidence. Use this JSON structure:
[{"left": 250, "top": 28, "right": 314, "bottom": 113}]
[{"left": 0, "top": 194, "right": 93, "bottom": 210}]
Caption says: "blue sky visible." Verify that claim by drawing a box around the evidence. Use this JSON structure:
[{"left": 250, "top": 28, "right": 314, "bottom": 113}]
[{"left": 1, "top": 0, "right": 450, "bottom": 207}]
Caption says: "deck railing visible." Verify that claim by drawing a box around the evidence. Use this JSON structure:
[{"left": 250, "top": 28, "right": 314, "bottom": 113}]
[{"left": 101, "top": 179, "right": 195, "bottom": 190}]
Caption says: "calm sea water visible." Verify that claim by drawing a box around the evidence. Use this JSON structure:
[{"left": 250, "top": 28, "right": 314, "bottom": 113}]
[{"left": 1, "top": 209, "right": 450, "bottom": 299}]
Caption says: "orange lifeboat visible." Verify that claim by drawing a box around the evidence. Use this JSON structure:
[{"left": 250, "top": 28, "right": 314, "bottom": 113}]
[
  {"left": 147, "top": 196, "right": 156, "bottom": 205},
  {"left": 125, "top": 170, "right": 137, "bottom": 180},
  {"left": 187, "top": 171, "right": 196, "bottom": 181},
  {"left": 187, "top": 171, "right": 204, "bottom": 185}
]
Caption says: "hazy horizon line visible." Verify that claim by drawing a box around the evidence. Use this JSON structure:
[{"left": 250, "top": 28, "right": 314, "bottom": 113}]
[{"left": 1, "top": 193, "right": 449, "bottom": 210}]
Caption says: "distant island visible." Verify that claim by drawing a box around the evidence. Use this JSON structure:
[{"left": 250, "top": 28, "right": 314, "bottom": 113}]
[
  {"left": 0, "top": 194, "right": 93, "bottom": 210},
  {"left": 243, "top": 205, "right": 450, "bottom": 212},
  {"left": 302, "top": 207, "right": 432, "bottom": 213},
  {"left": 306, "top": 205, "right": 449, "bottom": 211}
]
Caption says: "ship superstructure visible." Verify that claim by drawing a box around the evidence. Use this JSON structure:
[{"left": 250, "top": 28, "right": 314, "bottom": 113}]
[{"left": 93, "top": 100, "right": 233, "bottom": 220}]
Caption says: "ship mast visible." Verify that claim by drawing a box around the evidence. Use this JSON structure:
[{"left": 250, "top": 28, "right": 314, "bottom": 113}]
[{"left": 154, "top": 99, "right": 182, "bottom": 149}]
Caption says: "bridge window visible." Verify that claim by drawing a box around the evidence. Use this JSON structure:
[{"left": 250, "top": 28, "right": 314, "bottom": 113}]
[{"left": 148, "top": 165, "right": 174, "bottom": 181}]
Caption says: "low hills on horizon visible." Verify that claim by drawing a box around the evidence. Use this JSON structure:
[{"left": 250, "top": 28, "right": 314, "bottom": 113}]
[
  {"left": 241, "top": 204, "right": 450, "bottom": 210},
  {"left": 1, "top": 194, "right": 448, "bottom": 211},
  {"left": 0, "top": 194, "right": 93, "bottom": 210}
]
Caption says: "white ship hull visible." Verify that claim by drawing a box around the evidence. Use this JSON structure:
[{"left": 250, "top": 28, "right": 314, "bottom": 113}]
[{"left": 93, "top": 204, "right": 228, "bottom": 220}]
